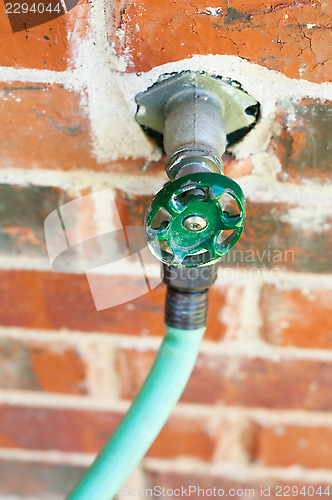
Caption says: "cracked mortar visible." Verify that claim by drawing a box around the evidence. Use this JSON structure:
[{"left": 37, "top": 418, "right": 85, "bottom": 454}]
[
  {"left": 1, "top": 0, "right": 331, "bottom": 211},
  {"left": 69, "top": 0, "right": 332, "bottom": 168}
]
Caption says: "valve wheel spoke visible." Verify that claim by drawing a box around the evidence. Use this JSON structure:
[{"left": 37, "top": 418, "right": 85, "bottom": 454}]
[
  {"left": 146, "top": 226, "right": 169, "bottom": 242},
  {"left": 165, "top": 196, "right": 186, "bottom": 216},
  {"left": 221, "top": 213, "right": 245, "bottom": 229}
]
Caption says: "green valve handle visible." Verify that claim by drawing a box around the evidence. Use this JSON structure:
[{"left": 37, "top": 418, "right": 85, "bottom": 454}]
[{"left": 145, "top": 173, "right": 246, "bottom": 268}]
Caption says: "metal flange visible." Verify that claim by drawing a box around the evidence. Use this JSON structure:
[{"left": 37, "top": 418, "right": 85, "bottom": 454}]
[{"left": 135, "top": 71, "right": 259, "bottom": 147}]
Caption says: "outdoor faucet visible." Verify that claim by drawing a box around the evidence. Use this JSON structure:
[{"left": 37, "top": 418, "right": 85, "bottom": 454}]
[{"left": 66, "top": 71, "right": 259, "bottom": 500}]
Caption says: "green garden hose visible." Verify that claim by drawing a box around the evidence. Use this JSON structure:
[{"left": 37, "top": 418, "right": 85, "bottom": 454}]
[{"left": 67, "top": 324, "right": 205, "bottom": 500}]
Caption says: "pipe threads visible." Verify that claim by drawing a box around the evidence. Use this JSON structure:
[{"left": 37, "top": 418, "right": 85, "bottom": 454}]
[{"left": 165, "top": 287, "right": 209, "bottom": 330}]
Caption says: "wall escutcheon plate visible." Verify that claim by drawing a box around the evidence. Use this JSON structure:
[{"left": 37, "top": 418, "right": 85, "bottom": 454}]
[{"left": 135, "top": 71, "right": 259, "bottom": 146}]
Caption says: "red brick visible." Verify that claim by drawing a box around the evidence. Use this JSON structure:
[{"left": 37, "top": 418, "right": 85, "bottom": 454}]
[
  {"left": 0, "top": 0, "right": 90, "bottom": 71},
  {"left": 117, "top": 349, "right": 332, "bottom": 411},
  {"left": 0, "top": 458, "right": 86, "bottom": 498},
  {"left": 189, "top": 356, "right": 332, "bottom": 410},
  {"left": 0, "top": 405, "right": 123, "bottom": 452},
  {"left": 0, "top": 83, "right": 166, "bottom": 174},
  {"left": 0, "top": 338, "right": 87, "bottom": 394},
  {"left": 0, "top": 83, "right": 92, "bottom": 171},
  {"left": 248, "top": 422, "right": 332, "bottom": 469},
  {"left": 30, "top": 344, "right": 87, "bottom": 393},
  {"left": 115, "top": 189, "right": 152, "bottom": 229},
  {"left": 107, "top": 0, "right": 332, "bottom": 83},
  {"left": 114, "top": 189, "right": 155, "bottom": 265},
  {"left": 260, "top": 284, "right": 332, "bottom": 349},
  {"left": 148, "top": 414, "right": 218, "bottom": 461},
  {"left": 224, "top": 200, "right": 332, "bottom": 273},
  {"left": 99, "top": 156, "right": 164, "bottom": 176},
  {"left": 0, "top": 184, "right": 71, "bottom": 258},
  {"left": 270, "top": 99, "right": 332, "bottom": 183},
  {"left": 0, "top": 404, "right": 225, "bottom": 462},
  {"left": 0, "top": 268, "right": 242, "bottom": 341},
  {"left": 0, "top": 183, "right": 153, "bottom": 262},
  {"left": 0, "top": 269, "right": 164, "bottom": 335},
  {"left": 207, "top": 284, "right": 243, "bottom": 341},
  {"left": 223, "top": 155, "right": 254, "bottom": 179},
  {"left": 146, "top": 468, "right": 332, "bottom": 500}
]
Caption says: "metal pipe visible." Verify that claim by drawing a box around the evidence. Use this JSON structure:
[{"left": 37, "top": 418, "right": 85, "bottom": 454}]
[
  {"left": 164, "top": 89, "right": 226, "bottom": 159},
  {"left": 163, "top": 88, "right": 226, "bottom": 180}
]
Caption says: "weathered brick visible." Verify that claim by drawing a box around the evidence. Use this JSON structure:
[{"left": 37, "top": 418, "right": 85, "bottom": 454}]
[
  {"left": 0, "top": 83, "right": 93, "bottom": 171},
  {"left": 0, "top": 183, "right": 154, "bottom": 261},
  {"left": 0, "top": 268, "right": 241, "bottom": 341},
  {"left": 188, "top": 356, "right": 332, "bottom": 410},
  {"left": 115, "top": 189, "right": 151, "bottom": 229},
  {"left": 260, "top": 284, "right": 332, "bottom": 349},
  {"left": 0, "top": 404, "right": 227, "bottom": 462},
  {"left": 148, "top": 414, "right": 219, "bottom": 461},
  {"left": 223, "top": 200, "right": 332, "bottom": 273},
  {"left": 0, "top": 184, "right": 70, "bottom": 258},
  {"left": 0, "top": 269, "right": 164, "bottom": 335},
  {"left": 107, "top": 0, "right": 332, "bottom": 82},
  {"left": 224, "top": 155, "right": 254, "bottom": 179},
  {"left": 0, "top": 0, "right": 90, "bottom": 70},
  {"left": 0, "top": 82, "right": 166, "bottom": 173},
  {"left": 117, "top": 349, "right": 332, "bottom": 411},
  {"left": 248, "top": 421, "right": 332, "bottom": 469},
  {"left": 0, "top": 338, "right": 87, "bottom": 394},
  {"left": 0, "top": 458, "right": 86, "bottom": 498},
  {"left": 99, "top": 156, "right": 164, "bottom": 176},
  {"left": 114, "top": 189, "right": 155, "bottom": 265},
  {"left": 270, "top": 99, "right": 332, "bottom": 183},
  {"left": 0, "top": 405, "right": 123, "bottom": 451},
  {"left": 207, "top": 284, "right": 243, "bottom": 342}
]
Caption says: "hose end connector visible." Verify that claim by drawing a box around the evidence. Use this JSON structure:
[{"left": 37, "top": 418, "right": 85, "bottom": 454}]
[
  {"left": 163, "top": 264, "right": 217, "bottom": 330},
  {"left": 165, "top": 288, "right": 209, "bottom": 330}
]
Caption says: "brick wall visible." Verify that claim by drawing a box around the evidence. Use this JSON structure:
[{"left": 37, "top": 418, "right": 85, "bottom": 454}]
[{"left": 0, "top": 0, "right": 332, "bottom": 498}]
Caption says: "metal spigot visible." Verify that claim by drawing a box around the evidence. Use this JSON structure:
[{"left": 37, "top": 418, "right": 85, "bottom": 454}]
[{"left": 135, "top": 71, "right": 259, "bottom": 269}]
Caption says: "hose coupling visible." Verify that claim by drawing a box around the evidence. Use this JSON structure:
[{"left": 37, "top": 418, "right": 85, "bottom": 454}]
[{"left": 163, "top": 264, "right": 217, "bottom": 329}]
